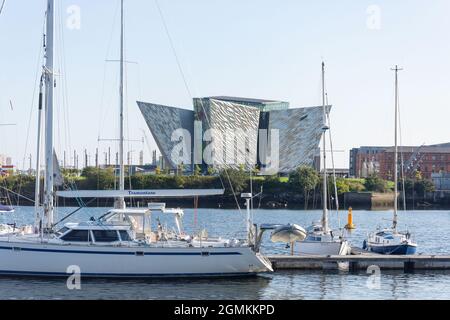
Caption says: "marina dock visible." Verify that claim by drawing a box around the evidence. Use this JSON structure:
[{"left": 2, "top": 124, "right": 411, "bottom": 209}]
[{"left": 268, "top": 251, "right": 450, "bottom": 272}]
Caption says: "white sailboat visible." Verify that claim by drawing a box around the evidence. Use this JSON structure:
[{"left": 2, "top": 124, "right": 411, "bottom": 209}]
[
  {"left": 297, "top": 62, "right": 350, "bottom": 256},
  {"left": 0, "top": 0, "right": 272, "bottom": 278},
  {"left": 363, "top": 66, "right": 417, "bottom": 255}
]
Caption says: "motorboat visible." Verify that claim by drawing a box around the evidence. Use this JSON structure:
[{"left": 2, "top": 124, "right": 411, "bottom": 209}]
[{"left": 363, "top": 229, "right": 417, "bottom": 255}]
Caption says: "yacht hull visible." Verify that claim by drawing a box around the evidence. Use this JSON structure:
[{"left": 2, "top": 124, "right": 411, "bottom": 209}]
[
  {"left": 0, "top": 241, "right": 273, "bottom": 278},
  {"left": 297, "top": 240, "right": 350, "bottom": 256},
  {"left": 367, "top": 243, "right": 417, "bottom": 255}
]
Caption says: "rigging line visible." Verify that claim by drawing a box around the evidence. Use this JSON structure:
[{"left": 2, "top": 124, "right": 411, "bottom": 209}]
[
  {"left": 397, "top": 80, "right": 407, "bottom": 211},
  {"left": 58, "top": 2, "right": 72, "bottom": 156},
  {"left": 0, "top": 186, "right": 35, "bottom": 204},
  {"left": 0, "top": 0, "right": 5, "bottom": 16},
  {"left": 155, "top": 0, "right": 192, "bottom": 99},
  {"left": 198, "top": 99, "right": 242, "bottom": 214},
  {"left": 99, "top": 0, "right": 121, "bottom": 136},
  {"left": 155, "top": 0, "right": 241, "bottom": 214},
  {"left": 325, "top": 88, "right": 341, "bottom": 230},
  {"left": 53, "top": 197, "right": 97, "bottom": 227},
  {"left": 17, "top": 15, "right": 46, "bottom": 206}
]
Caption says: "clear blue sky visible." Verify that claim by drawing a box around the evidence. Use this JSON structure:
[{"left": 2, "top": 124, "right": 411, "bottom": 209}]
[{"left": 1, "top": 0, "right": 449, "bottom": 169}]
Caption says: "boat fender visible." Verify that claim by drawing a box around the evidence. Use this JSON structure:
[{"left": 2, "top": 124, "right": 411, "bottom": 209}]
[{"left": 362, "top": 240, "right": 367, "bottom": 250}]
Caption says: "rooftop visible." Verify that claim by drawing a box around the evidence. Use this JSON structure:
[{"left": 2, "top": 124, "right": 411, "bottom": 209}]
[
  {"left": 384, "top": 146, "right": 450, "bottom": 154},
  {"left": 206, "top": 96, "right": 286, "bottom": 105}
]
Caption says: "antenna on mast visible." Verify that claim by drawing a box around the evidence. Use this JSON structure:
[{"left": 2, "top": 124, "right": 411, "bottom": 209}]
[
  {"left": 321, "top": 61, "right": 329, "bottom": 233},
  {"left": 117, "top": 0, "right": 126, "bottom": 209},
  {"left": 43, "top": 0, "right": 55, "bottom": 231},
  {"left": 391, "top": 65, "right": 403, "bottom": 232}
]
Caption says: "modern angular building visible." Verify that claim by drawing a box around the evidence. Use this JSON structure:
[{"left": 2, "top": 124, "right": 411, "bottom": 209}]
[{"left": 138, "top": 96, "right": 329, "bottom": 174}]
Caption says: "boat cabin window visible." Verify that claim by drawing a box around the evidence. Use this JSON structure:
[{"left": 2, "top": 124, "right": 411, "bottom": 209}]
[
  {"left": 119, "top": 230, "right": 131, "bottom": 241},
  {"left": 56, "top": 227, "right": 69, "bottom": 236},
  {"left": 92, "top": 230, "right": 119, "bottom": 243},
  {"left": 61, "top": 230, "right": 90, "bottom": 242}
]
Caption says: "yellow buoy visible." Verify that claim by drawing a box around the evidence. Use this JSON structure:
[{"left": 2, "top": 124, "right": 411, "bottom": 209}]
[{"left": 345, "top": 207, "right": 356, "bottom": 230}]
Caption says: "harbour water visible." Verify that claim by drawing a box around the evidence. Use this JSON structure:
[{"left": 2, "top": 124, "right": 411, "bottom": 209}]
[{"left": 1, "top": 207, "right": 449, "bottom": 300}]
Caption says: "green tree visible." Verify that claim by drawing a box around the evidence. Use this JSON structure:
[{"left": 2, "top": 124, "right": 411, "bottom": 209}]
[
  {"left": 289, "top": 166, "right": 320, "bottom": 209},
  {"left": 415, "top": 179, "right": 435, "bottom": 196},
  {"left": 364, "top": 175, "right": 389, "bottom": 193},
  {"left": 220, "top": 168, "right": 248, "bottom": 196},
  {"left": 80, "top": 167, "right": 115, "bottom": 190},
  {"left": 207, "top": 166, "right": 216, "bottom": 176},
  {"left": 193, "top": 165, "right": 202, "bottom": 176},
  {"left": 334, "top": 178, "right": 350, "bottom": 195}
]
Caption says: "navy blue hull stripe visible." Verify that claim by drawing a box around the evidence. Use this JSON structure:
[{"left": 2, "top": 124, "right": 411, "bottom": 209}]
[
  {"left": 0, "top": 246, "right": 241, "bottom": 256},
  {"left": 0, "top": 270, "right": 257, "bottom": 278}
]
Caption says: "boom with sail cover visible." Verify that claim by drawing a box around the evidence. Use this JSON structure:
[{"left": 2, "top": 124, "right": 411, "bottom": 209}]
[{"left": 57, "top": 189, "right": 225, "bottom": 199}]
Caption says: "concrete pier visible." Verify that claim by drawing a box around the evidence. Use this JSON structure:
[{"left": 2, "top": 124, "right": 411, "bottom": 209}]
[{"left": 268, "top": 254, "right": 450, "bottom": 272}]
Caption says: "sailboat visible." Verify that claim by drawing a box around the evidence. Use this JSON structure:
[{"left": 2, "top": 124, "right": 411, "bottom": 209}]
[
  {"left": 0, "top": 0, "right": 272, "bottom": 278},
  {"left": 363, "top": 66, "right": 417, "bottom": 255},
  {"left": 0, "top": 204, "right": 14, "bottom": 213},
  {"left": 297, "top": 62, "right": 350, "bottom": 256}
]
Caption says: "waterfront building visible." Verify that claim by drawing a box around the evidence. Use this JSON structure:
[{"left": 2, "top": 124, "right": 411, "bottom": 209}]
[
  {"left": 349, "top": 143, "right": 450, "bottom": 179},
  {"left": 432, "top": 172, "right": 450, "bottom": 193},
  {"left": 138, "top": 96, "right": 328, "bottom": 174},
  {"left": 0, "top": 154, "right": 12, "bottom": 166}
]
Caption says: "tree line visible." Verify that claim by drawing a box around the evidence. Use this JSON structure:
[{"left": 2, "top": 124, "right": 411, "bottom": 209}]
[{"left": 0, "top": 166, "right": 437, "bottom": 209}]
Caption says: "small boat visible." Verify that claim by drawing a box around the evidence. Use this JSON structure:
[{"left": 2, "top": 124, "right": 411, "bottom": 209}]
[
  {"left": 298, "top": 62, "right": 350, "bottom": 257},
  {"left": 270, "top": 224, "right": 307, "bottom": 244},
  {"left": 0, "top": 204, "right": 14, "bottom": 213},
  {"left": 363, "top": 66, "right": 418, "bottom": 256},
  {"left": 363, "top": 229, "right": 417, "bottom": 255},
  {"left": 299, "top": 222, "right": 351, "bottom": 256}
]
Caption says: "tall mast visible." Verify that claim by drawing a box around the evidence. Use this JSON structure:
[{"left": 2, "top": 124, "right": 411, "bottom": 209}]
[
  {"left": 34, "top": 75, "right": 44, "bottom": 231},
  {"left": 392, "top": 65, "right": 402, "bottom": 231},
  {"left": 44, "top": 0, "right": 55, "bottom": 230},
  {"left": 321, "top": 62, "right": 329, "bottom": 233},
  {"left": 118, "top": 0, "right": 125, "bottom": 209}
]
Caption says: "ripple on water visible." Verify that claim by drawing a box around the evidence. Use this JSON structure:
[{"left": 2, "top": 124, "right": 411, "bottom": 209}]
[{"left": 1, "top": 208, "right": 450, "bottom": 299}]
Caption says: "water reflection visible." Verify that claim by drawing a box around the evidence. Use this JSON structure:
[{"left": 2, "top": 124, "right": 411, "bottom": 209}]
[{"left": 1, "top": 208, "right": 450, "bottom": 299}]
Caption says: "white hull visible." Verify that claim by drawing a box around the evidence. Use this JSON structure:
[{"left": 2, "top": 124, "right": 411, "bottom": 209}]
[
  {"left": 0, "top": 240, "right": 272, "bottom": 278},
  {"left": 297, "top": 240, "right": 350, "bottom": 256}
]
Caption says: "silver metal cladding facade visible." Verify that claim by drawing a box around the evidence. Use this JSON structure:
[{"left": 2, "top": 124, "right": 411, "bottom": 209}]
[{"left": 137, "top": 97, "right": 329, "bottom": 174}]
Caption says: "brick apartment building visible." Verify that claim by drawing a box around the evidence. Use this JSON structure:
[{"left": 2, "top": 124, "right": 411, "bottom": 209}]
[{"left": 349, "top": 143, "right": 450, "bottom": 180}]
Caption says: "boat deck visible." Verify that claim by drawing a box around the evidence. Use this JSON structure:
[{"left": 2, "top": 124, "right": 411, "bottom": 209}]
[{"left": 268, "top": 248, "right": 450, "bottom": 272}]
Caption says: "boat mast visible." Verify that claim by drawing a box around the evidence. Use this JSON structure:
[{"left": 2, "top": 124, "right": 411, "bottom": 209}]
[
  {"left": 44, "top": 0, "right": 55, "bottom": 230},
  {"left": 321, "top": 62, "right": 329, "bottom": 233},
  {"left": 34, "top": 75, "right": 44, "bottom": 231},
  {"left": 117, "top": 0, "right": 125, "bottom": 209},
  {"left": 392, "top": 65, "right": 402, "bottom": 231}
]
